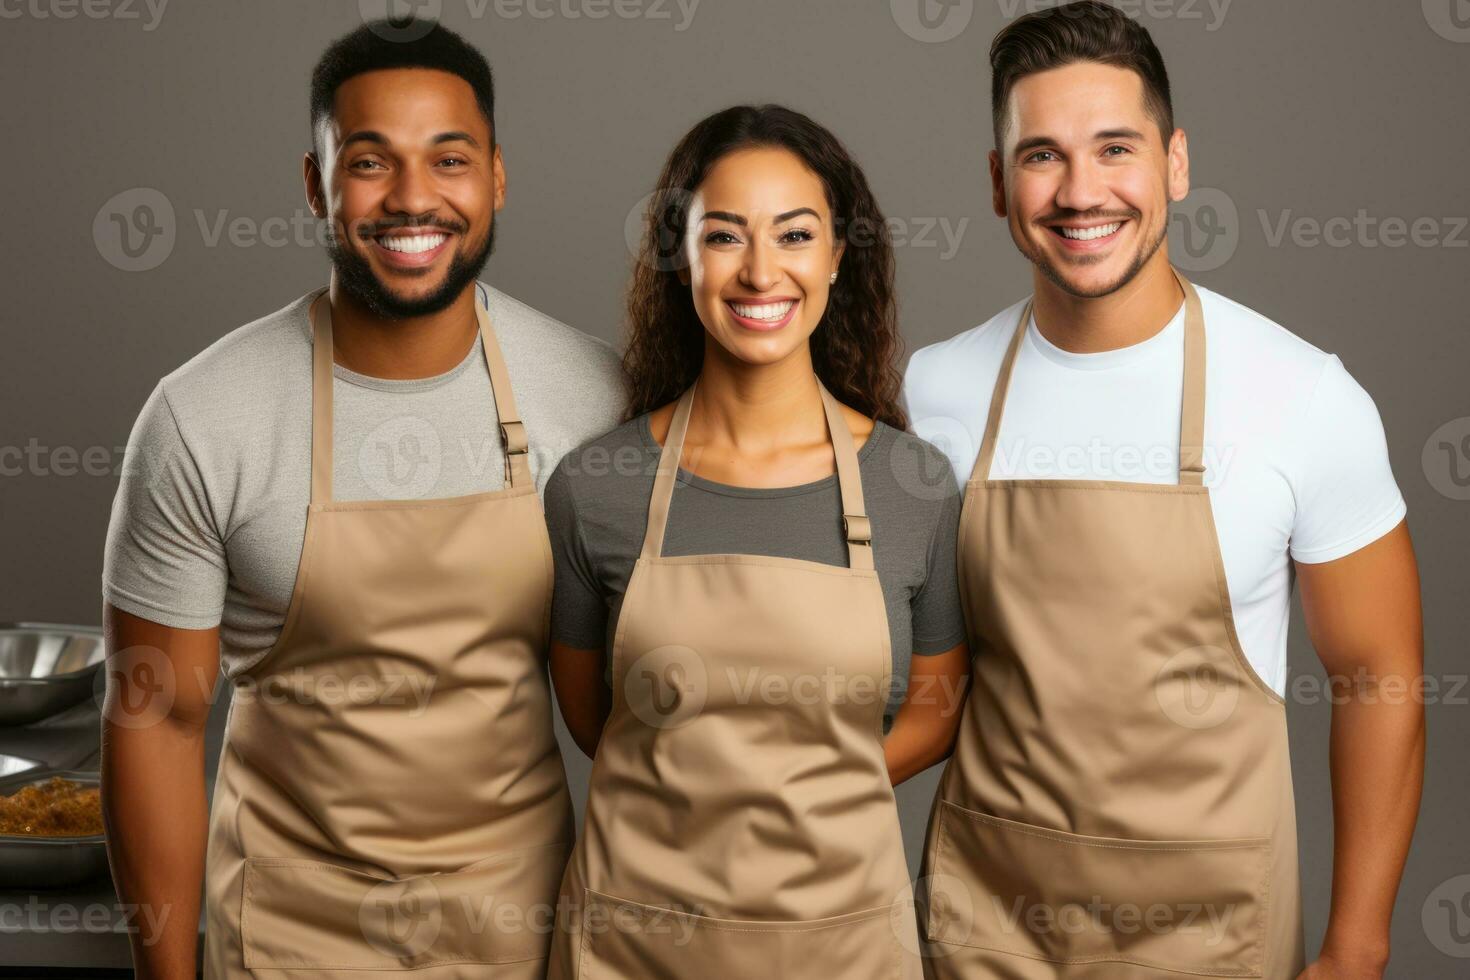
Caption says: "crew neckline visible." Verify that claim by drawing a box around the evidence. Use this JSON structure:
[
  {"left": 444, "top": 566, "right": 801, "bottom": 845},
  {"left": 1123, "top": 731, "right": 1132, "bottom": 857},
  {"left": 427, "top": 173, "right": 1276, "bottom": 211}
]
[
  {"left": 1025, "top": 297, "right": 1185, "bottom": 371},
  {"left": 333, "top": 332, "right": 482, "bottom": 392},
  {"left": 324, "top": 283, "right": 492, "bottom": 393},
  {"left": 636, "top": 412, "right": 886, "bottom": 499}
]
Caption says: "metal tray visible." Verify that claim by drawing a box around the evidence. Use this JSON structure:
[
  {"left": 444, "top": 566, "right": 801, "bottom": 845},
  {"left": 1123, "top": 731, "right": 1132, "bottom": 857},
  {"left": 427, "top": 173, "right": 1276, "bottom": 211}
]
[
  {"left": 0, "top": 768, "right": 109, "bottom": 888},
  {"left": 0, "top": 623, "right": 106, "bottom": 726}
]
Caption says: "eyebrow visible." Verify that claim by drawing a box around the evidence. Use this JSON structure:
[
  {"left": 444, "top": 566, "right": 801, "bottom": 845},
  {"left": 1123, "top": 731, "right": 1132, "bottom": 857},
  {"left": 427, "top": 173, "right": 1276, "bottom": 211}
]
[
  {"left": 340, "top": 130, "right": 483, "bottom": 149},
  {"left": 1012, "top": 128, "right": 1148, "bottom": 158},
  {"left": 699, "top": 207, "right": 820, "bottom": 226}
]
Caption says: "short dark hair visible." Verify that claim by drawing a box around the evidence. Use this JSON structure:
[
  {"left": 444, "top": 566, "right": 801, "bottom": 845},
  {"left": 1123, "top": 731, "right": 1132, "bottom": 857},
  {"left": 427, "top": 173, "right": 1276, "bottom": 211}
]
[
  {"left": 309, "top": 19, "right": 496, "bottom": 153},
  {"left": 989, "top": 0, "right": 1173, "bottom": 150}
]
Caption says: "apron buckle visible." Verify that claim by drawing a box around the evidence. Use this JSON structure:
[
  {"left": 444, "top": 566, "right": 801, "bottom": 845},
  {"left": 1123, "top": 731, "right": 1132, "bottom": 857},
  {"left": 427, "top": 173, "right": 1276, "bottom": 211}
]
[
  {"left": 842, "top": 514, "right": 872, "bottom": 545},
  {"left": 500, "top": 420, "right": 529, "bottom": 455}
]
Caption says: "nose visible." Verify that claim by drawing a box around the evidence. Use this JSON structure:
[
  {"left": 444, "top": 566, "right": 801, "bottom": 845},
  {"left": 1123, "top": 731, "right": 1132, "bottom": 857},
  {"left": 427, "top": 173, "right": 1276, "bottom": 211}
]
[
  {"left": 1054, "top": 156, "right": 1109, "bottom": 215},
  {"left": 380, "top": 159, "right": 444, "bottom": 223},
  {"left": 739, "top": 236, "right": 781, "bottom": 293}
]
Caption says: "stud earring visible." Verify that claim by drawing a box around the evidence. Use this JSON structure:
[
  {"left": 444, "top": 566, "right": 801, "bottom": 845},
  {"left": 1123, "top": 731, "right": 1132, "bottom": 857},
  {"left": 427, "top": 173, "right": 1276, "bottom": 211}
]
[{"left": 830, "top": 272, "right": 838, "bottom": 283}]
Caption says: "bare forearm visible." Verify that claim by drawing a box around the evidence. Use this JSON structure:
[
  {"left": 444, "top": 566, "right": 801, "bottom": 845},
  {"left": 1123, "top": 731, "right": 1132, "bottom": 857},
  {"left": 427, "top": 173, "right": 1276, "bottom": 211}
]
[
  {"left": 1319, "top": 688, "right": 1425, "bottom": 967},
  {"left": 101, "top": 607, "right": 219, "bottom": 980},
  {"left": 883, "top": 710, "right": 957, "bottom": 785},
  {"left": 102, "top": 720, "right": 209, "bottom": 980},
  {"left": 1295, "top": 523, "right": 1424, "bottom": 975},
  {"left": 884, "top": 645, "right": 970, "bottom": 785}
]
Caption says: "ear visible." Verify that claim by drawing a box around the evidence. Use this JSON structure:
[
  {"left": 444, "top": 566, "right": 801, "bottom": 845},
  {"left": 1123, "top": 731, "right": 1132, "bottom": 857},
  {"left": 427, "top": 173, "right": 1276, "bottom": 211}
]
[
  {"left": 1166, "top": 128, "right": 1190, "bottom": 203},
  {"left": 831, "top": 236, "right": 846, "bottom": 278},
  {"left": 491, "top": 144, "right": 507, "bottom": 212},
  {"left": 304, "top": 151, "right": 326, "bottom": 218},
  {"left": 988, "top": 149, "right": 1007, "bottom": 218}
]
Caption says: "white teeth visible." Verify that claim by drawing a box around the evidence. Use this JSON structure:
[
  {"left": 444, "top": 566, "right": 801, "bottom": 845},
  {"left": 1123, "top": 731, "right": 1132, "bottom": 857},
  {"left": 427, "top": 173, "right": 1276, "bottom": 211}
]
[
  {"left": 379, "top": 233, "right": 448, "bottom": 253},
  {"left": 1059, "top": 222, "right": 1121, "bottom": 241},
  {"left": 730, "top": 300, "right": 796, "bottom": 321}
]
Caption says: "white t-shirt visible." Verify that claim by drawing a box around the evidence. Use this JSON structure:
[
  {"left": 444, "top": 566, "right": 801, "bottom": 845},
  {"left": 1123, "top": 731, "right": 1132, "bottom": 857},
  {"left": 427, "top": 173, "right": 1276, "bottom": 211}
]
[{"left": 901, "top": 283, "right": 1407, "bottom": 697}]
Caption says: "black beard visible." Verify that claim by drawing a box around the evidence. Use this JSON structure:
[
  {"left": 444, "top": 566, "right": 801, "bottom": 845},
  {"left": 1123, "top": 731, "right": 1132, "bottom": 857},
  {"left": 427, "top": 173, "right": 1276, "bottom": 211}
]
[{"left": 325, "top": 217, "right": 496, "bottom": 318}]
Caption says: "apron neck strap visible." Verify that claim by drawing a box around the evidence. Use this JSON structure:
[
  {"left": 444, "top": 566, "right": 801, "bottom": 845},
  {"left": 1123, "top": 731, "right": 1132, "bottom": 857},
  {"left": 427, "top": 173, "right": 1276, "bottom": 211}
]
[
  {"left": 307, "top": 287, "right": 532, "bottom": 506},
  {"left": 473, "top": 294, "right": 534, "bottom": 490},
  {"left": 970, "top": 268, "right": 1208, "bottom": 487},
  {"left": 308, "top": 292, "right": 335, "bottom": 505},
  {"left": 640, "top": 375, "right": 875, "bottom": 571}
]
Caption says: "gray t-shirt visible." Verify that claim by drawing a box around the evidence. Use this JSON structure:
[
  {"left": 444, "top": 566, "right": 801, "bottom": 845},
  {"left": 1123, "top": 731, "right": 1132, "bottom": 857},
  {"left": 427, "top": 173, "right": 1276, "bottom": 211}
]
[
  {"left": 102, "top": 281, "right": 627, "bottom": 678},
  {"left": 543, "top": 412, "right": 967, "bottom": 728}
]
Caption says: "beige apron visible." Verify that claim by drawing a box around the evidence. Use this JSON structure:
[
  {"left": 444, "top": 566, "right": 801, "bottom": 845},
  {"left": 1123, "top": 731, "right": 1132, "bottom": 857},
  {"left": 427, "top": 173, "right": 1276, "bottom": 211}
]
[
  {"left": 203, "top": 288, "right": 575, "bottom": 978},
  {"left": 546, "top": 376, "right": 923, "bottom": 979},
  {"left": 918, "top": 272, "right": 1305, "bottom": 979}
]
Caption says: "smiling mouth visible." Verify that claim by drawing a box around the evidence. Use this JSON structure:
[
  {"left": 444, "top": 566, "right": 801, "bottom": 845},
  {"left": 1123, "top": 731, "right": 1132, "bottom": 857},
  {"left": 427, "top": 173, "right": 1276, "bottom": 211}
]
[
  {"left": 727, "top": 299, "right": 796, "bottom": 321},
  {"left": 1047, "top": 219, "right": 1128, "bottom": 248},
  {"left": 376, "top": 231, "right": 451, "bottom": 253},
  {"left": 1058, "top": 222, "right": 1122, "bottom": 241},
  {"left": 367, "top": 228, "right": 457, "bottom": 269}
]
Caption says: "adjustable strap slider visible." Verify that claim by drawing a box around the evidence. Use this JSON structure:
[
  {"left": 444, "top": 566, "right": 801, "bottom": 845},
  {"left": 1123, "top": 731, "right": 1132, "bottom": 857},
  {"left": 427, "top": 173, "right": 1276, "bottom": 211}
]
[
  {"left": 500, "top": 420, "right": 529, "bottom": 456},
  {"left": 1179, "top": 444, "right": 1207, "bottom": 475},
  {"left": 842, "top": 514, "right": 872, "bottom": 545}
]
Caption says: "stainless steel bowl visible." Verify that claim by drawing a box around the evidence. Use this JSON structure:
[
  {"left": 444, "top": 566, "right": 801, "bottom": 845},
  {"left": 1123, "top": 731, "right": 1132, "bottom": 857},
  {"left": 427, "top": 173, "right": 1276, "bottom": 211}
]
[
  {"left": 0, "top": 769, "right": 110, "bottom": 888},
  {"left": 0, "top": 624, "right": 105, "bottom": 726}
]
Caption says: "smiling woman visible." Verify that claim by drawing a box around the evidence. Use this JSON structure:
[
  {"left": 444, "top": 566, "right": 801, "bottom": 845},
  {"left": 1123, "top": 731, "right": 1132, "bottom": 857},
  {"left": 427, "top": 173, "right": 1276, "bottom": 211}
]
[{"left": 543, "top": 104, "right": 969, "bottom": 980}]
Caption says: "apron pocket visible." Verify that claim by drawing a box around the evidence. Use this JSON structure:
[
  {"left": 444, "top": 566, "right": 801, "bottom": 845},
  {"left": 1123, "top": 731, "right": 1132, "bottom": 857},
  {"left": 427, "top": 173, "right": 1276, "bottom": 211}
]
[
  {"left": 926, "top": 799, "right": 1269, "bottom": 978},
  {"left": 579, "top": 887, "right": 903, "bottom": 980},
  {"left": 241, "top": 840, "right": 571, "bottom": 970}
]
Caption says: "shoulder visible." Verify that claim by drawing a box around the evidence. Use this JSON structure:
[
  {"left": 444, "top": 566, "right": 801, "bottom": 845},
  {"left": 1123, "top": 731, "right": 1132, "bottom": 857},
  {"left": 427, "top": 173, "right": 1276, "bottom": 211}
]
[
  {"left": 152, "top": 289, "right": 316, "bottom": 438},
  {"left": 480, "top": 283, "right": 629, "bottom": 453},
  {"left": 481, "top": 283, "right": 624, "bottom": 379},
  {"left": 546, "top": 414, "right": 653, "bottom": 507},
  {"left": 904, "top": 297, "right": 1030, "bottom": 414},
  {"left": 1192, "top": 283, "right": 1366, "bottom": 430},
  {"left": 1195, "top": 284, "right": 1333, "bottom": 377},
  {"left": 863, "top": 421, "right": 960, "bottom": 505},
  {"left": 908, "top": 296, "right": 1031, "bottom": 371}
]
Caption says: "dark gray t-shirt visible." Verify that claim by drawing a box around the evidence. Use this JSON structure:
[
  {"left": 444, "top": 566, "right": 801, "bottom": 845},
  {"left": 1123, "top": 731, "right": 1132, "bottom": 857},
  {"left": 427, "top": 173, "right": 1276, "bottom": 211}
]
[{"left": 543, "top": 412, "right": 967, "bottom": 729}]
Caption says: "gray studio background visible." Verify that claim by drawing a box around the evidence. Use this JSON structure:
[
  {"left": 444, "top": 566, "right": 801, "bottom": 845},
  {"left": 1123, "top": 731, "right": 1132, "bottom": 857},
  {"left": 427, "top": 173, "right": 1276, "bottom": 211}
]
[{"left": 2, "top": 1, "right": 1467, "bottom": 975}]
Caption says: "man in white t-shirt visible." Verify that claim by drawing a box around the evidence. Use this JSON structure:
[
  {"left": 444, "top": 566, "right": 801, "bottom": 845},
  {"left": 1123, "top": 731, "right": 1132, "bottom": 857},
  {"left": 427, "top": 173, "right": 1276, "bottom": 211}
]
[{"left": 906, "top": 4, "right": 1423, "bottom": 979}]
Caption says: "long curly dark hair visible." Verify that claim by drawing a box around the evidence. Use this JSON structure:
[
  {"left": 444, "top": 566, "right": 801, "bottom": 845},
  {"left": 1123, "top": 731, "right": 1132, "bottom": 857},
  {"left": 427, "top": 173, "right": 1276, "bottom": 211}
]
[{"left": 621, "top": 104, "right": 907, "bottom": 430}]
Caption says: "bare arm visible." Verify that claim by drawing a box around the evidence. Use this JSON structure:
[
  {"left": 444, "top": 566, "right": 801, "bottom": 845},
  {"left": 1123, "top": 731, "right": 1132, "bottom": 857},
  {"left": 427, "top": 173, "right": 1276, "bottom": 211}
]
[
  {"left": 100, "top": 605, "right": 220, "bottom": 980},
  {"left": 883, "top": 643, "right": 971, "bottom": 785},
  {"left": 1294, "top": 520, "right": 1424, "bottom": 979},
  {"left": 549, "top": 640, "right": 611, "bottom": 759}
]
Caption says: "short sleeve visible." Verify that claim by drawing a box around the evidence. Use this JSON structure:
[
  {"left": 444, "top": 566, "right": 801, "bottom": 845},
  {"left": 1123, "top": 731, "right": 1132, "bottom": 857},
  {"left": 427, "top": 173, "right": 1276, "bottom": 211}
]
[
  {"left": 910, "top": 448, "right": 968, "bottom": 655},
  {"left": 543, "top": 462, "right": 610, "bottom": 650},
  {"left": 102, "top": 382, "right": 228, "bottom": 628},
  {"left": 1286, "top": 355, "right": 1407, "bottom": 564}
]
